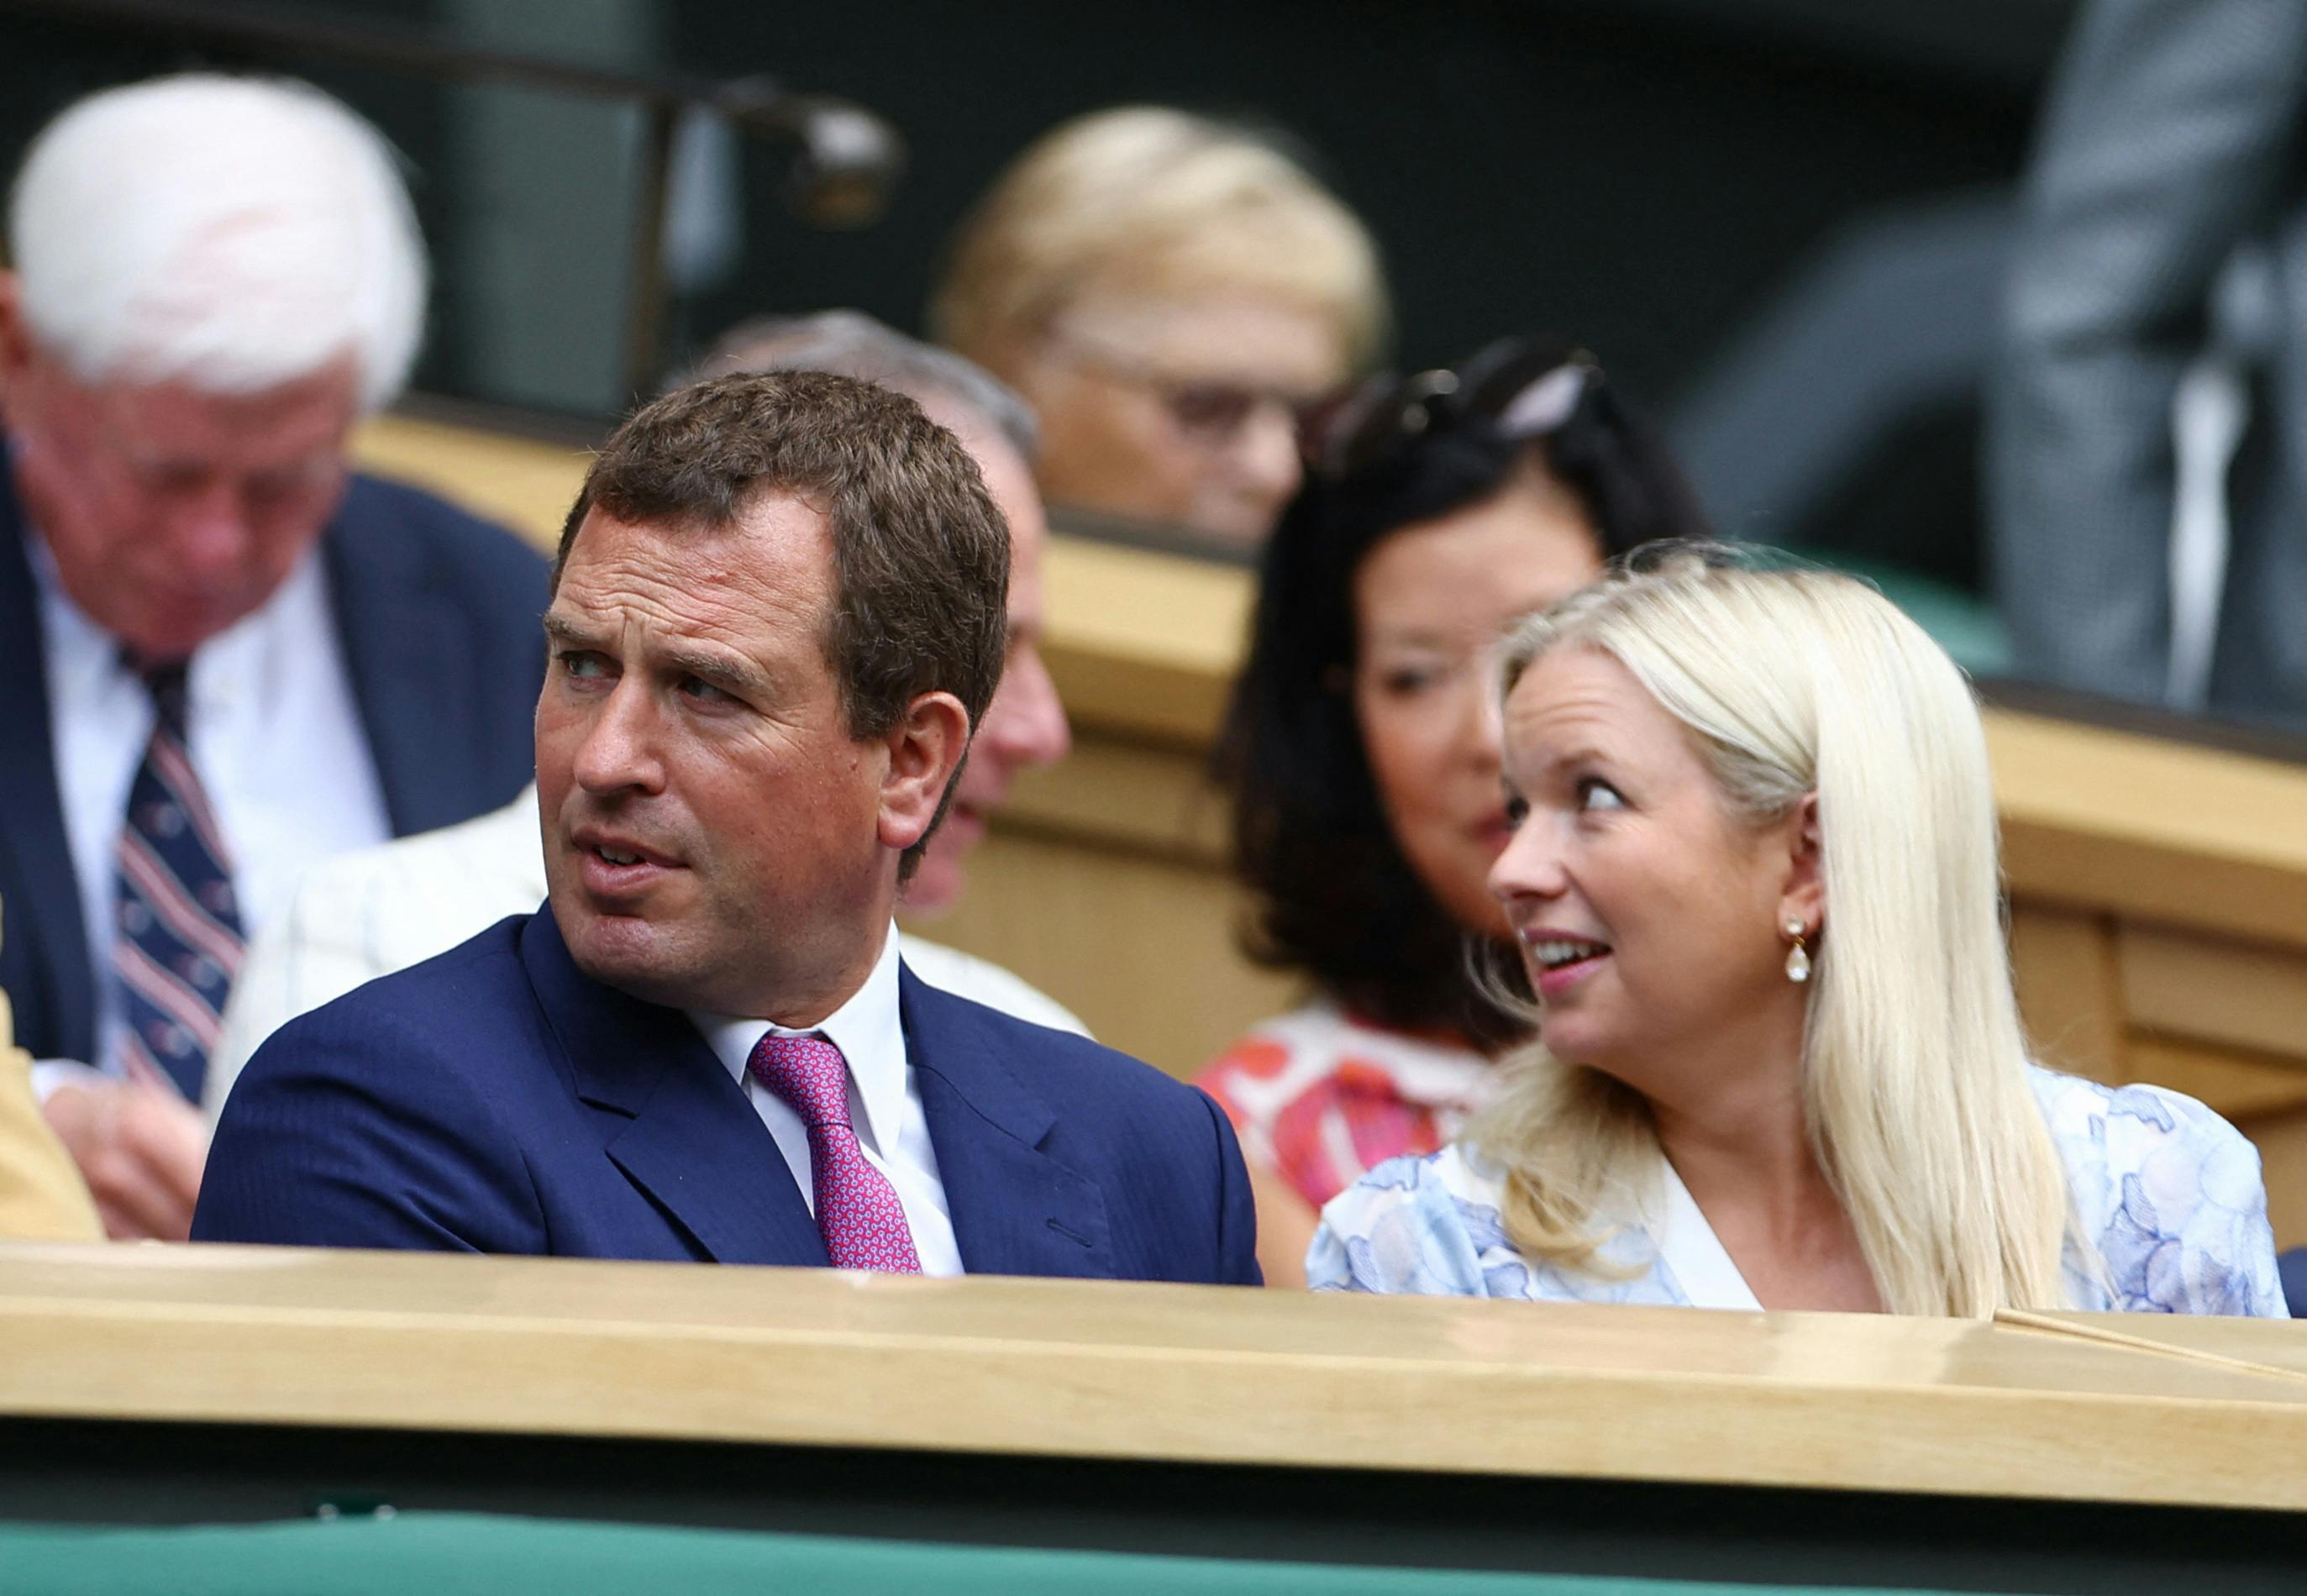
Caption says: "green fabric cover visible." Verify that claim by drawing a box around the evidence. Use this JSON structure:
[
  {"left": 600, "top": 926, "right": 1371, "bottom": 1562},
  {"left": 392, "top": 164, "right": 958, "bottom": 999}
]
[{"left": 0, "top": 1510, "right": 1985, "bottom": 1596}]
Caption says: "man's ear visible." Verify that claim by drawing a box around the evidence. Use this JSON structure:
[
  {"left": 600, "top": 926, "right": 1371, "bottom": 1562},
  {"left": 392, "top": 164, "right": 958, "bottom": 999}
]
[
  {"left": 0, "top": 272, "right": 37, "bottom": 392},
  {"left": 0, "top": 272, "right": 61, "bottom": 424},
  {"left": 1777, "top": 790, "right": 1826, "bottom": 935},
  {"left": 876, "top": 690, "right": 972, "bottom": 854}
]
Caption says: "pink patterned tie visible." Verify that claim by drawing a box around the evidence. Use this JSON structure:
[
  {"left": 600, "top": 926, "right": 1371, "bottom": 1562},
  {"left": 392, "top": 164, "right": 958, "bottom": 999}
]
[{"left": 747, "top": 1033, "right": 922, "bottom": 1273}]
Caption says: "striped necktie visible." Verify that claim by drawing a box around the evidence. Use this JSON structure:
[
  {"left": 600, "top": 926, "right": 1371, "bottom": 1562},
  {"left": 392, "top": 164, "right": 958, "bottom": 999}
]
[{"left": 112, "top": 661, "right": 244, "bottom": 1101}]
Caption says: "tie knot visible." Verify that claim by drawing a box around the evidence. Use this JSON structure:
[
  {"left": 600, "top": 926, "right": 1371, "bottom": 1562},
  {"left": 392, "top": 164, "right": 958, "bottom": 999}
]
[
  {"left": 129, "top": 659, "right": 192, "bottom": 730},
  {"left": 746, "top": 1032, "right": 853, "bottom": 1129}
]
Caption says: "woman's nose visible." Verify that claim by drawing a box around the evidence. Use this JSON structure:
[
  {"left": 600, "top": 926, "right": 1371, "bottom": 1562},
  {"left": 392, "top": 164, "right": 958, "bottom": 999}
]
[
  {"left": 1453, "top": 668, "right": 1506, "bottom": 769},
  {"left": 1488, "top": 816, "right": 1568, "bottom": 907}
]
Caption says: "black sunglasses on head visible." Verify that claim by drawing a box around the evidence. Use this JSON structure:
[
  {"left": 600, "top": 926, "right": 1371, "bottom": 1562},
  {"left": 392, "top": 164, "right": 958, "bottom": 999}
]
[{"left": 1301, "top": 339, "right": 1603, "bottom": 484}]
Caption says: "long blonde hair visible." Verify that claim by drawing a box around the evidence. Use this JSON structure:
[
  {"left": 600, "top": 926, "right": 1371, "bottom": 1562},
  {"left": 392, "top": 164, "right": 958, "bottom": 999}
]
[{"left": 1470, "top": 549, "right": 2075, "bottom": 1315}]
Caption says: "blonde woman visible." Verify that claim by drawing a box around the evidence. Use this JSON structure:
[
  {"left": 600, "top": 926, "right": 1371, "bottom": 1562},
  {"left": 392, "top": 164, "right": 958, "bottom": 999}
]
[
  {"left": 931, "top": 106, "right": 1387, "bottom": 547},
  {"left": 1311, "top": 549, "right": 2286, "bottom": 1315}
]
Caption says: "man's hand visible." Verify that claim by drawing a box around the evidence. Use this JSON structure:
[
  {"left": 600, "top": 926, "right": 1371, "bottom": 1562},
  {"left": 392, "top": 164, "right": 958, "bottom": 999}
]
[{"left": 41, "top": 1079, "right": 207, "bottom": 1240}]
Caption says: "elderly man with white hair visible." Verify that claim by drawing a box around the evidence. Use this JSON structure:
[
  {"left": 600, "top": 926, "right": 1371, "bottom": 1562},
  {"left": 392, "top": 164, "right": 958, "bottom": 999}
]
[{"left": 0, "top": 75, "right": 549, "bottom": 1238}]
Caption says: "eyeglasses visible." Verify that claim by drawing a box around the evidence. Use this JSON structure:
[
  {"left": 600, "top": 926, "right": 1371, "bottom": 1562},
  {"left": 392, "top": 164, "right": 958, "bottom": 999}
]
[
  {"left": 1301, "top": 339, "right": 1602, "bottom": 484},
  {"left": 1054, "top": 336, "right": 1329, "bottom": 450}
]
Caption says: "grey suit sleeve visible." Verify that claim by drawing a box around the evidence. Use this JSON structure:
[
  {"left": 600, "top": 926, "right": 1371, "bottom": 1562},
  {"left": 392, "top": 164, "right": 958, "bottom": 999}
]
[{"left": 1987, "top": 0, "right": 2307, "bottom": 699}]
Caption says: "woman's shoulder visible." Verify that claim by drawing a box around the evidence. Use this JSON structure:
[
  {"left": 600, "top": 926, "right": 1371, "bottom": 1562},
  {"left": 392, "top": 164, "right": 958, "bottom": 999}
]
[
  {"left": 1198, "top": 1001, "right": 1357, "bottom": 1088},
  {"left": 2029, "top": 1065, "right": 2262, "bottom": 1175},
  {"left": 2029, "top": 1065, "right": 2287, "bottom": 1317},
  {"left": 1306, "top": 1146, "right": 1519, "bottom": 1296},
  {"left": 1193, "top": 1003, "right": 1359, "bottom": 1149},
  {"left": 1318, "top": 1144, "right": 1511, "bottom": 1231},
  {"left": 1307, "top": 1144, "right": 1686, "bottom": 1306}
]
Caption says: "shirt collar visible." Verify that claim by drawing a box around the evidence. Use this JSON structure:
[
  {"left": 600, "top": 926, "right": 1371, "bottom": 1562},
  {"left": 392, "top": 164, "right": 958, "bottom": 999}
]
[
  {"left": 691, "top": 924, "right": 908, "bottom": 1150},
  {"left": 24, "top": 529, "right": 122, "bottom": 711}
]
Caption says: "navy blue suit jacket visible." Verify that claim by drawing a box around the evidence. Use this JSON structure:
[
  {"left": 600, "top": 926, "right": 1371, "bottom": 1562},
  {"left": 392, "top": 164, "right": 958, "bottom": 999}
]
[
  {"left": 194, "top": 910, "right": 1263, "bottom": 1286},
  {"left": 0, "top": 459, "right": 548, "bottom": 1062}
]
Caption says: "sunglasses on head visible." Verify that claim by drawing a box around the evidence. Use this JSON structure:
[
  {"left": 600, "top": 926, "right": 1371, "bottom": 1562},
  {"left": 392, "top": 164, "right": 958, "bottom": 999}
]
[{"left": 1301, "top": 339, "right": 1602, "bottom": 484}]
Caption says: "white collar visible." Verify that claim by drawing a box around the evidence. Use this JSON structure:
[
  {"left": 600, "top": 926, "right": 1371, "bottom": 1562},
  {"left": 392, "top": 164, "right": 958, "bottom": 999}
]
[
  {"left": 24, "top": 530, "right": 110, "bottom": 706},
  {"left": 1654, "top": 1159, "right": 1763, "bottom": 1312},
  {"left": 690, "top": 924, "right": 907, "bottom": 1152}
]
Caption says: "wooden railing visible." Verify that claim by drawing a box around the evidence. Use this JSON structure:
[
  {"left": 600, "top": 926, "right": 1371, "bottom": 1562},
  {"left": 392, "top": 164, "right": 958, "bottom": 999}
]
[{"left": 3, "top": 1242, "right": 2304, "bottom": 1511}]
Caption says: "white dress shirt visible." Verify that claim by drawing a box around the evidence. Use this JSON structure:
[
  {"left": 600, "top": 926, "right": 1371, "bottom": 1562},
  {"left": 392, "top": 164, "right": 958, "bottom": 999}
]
[
  {"left": 208, "top": 785, "right": 1090, "bottom": 1117},
  {"left": 30, "top": 533, "right": 392, "bottom": 1079},
  {"left": 690, "top": 927, "right": 966, "bottom": 1277}
]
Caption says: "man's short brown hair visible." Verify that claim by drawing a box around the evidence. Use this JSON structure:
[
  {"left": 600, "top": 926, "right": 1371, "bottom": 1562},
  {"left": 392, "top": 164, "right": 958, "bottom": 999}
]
[{"left": 554, "top": 370, "right": 1011, "bottom": 876}]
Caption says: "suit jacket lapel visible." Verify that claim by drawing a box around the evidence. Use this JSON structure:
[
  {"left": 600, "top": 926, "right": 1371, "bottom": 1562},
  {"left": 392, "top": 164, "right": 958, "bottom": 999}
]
[
  {"left": 0, "top": 463, "right": 96, "bottom": 1063},
  {"left": 518, "top": 908, "right": 826, "bottom": 1267},
  {"left": 323, "top": 485, "right": 484, "bottom": 837},
  {"left": 903, "top": 967, "right": 1114, "bottom": 1279}
]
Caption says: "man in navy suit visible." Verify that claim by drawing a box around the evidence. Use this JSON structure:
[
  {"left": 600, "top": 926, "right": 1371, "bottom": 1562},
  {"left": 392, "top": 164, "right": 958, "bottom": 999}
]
[
  {"left": 0, "top": 76, "right": 544, "bottom": 1238},
  {"left": 197, "top": 372, "right": 1260, "bottom": 1285}
]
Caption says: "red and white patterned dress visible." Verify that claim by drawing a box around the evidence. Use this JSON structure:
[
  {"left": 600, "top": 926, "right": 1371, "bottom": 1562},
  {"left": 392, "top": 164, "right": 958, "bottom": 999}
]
[{"left": 1196, "top": 1002, "right": 1500, "bottom": 1211}]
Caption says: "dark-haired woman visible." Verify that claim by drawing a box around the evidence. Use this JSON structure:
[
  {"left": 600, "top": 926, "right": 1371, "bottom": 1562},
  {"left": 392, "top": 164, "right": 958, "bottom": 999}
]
[{"left": 1195, "top": 339, "right": 1710, "bottom": 1286}]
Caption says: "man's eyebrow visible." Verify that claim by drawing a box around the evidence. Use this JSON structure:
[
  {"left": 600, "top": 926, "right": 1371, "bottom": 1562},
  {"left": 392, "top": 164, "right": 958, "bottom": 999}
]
[
  {"left": 541, "top": 613, "right": 773, "bottom": 700},
  {"left": 541, "top": 612, "right": 597, "bottom": 647},
  {"left": 662, "top": 644, "right": 774, "bottom": 700}
]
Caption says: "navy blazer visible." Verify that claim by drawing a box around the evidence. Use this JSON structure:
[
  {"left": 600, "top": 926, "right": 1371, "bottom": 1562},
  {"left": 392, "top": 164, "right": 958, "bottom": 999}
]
[
  {"left": 194, "top": 909, "right": 1263, "bottom": 1286},
  {"left": 0, "top": 459, "right": 549, "bottom": 1062}
]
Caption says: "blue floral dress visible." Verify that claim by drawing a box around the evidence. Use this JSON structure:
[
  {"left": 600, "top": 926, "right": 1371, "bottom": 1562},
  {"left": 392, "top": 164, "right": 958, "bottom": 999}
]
[{"left": 1307, "top": 1068, "right": 2289, "bottom": 1315}]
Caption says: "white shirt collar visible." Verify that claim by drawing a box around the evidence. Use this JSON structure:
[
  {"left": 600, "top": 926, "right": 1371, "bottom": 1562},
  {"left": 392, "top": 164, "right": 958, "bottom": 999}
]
[
  {"left": 24, "top": 530, "right": 110, "bottom": 707},
  {"left": 689, "top": 924, "right": 908, "bottom": 1153}
]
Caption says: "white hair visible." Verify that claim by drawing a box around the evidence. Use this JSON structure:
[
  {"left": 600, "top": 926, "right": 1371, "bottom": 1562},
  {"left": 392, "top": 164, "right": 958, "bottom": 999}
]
[
  {"left": 1473, "top": 548, "right": 2079, "bottom": 1316},
  {"left": 8, "top": 73, "right": 427, "bottom": 411},
  {"left": 694, "top": 309, "right": 1042, "bottom": 460}
]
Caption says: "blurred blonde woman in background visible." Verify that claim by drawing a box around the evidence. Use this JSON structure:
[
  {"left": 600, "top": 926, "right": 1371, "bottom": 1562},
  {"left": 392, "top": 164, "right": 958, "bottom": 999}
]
[
  {"left": 1313, "top": 549, "right": 2286, "bottom": 1316},
  {"left": 932, "top": 105, "right": 1387, "bottom": 548}
]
